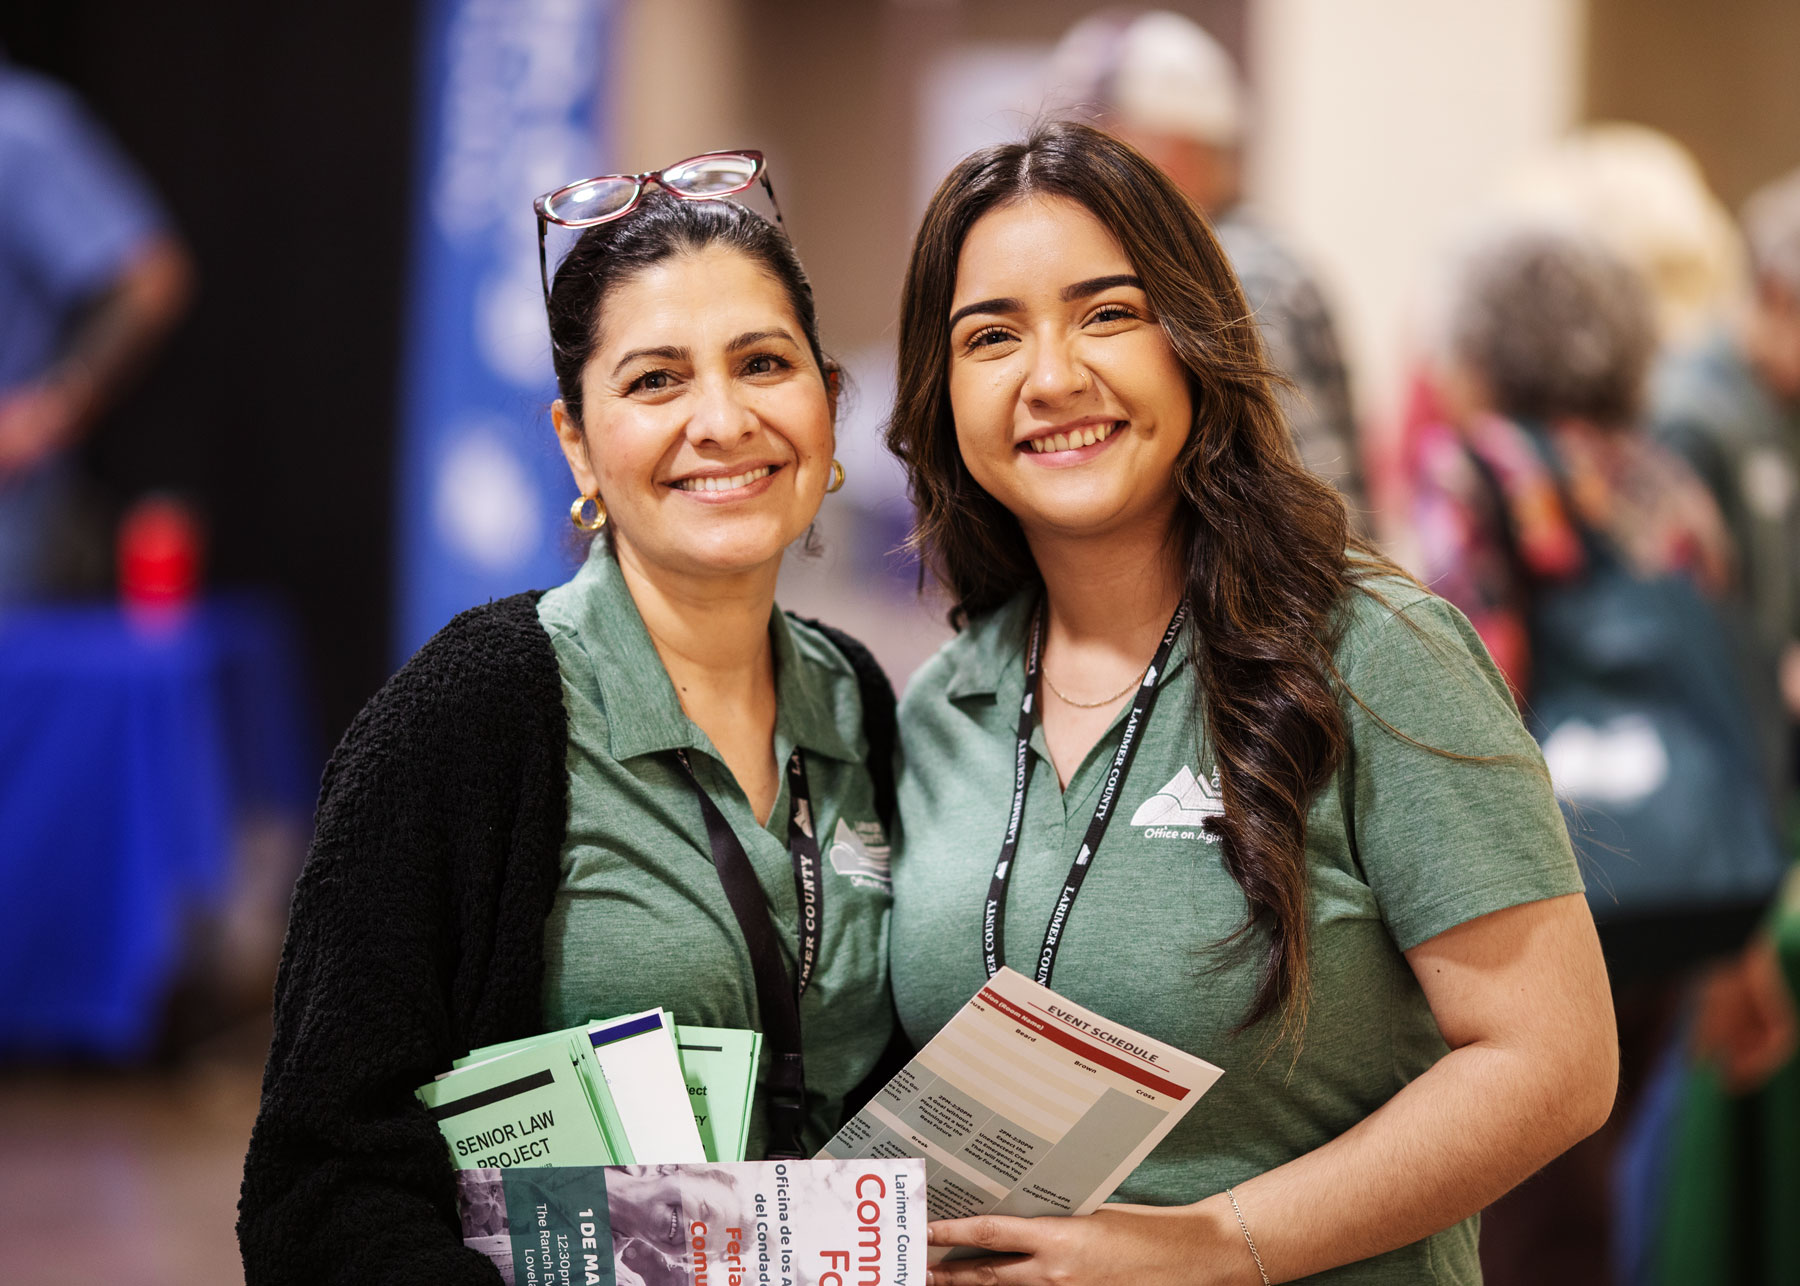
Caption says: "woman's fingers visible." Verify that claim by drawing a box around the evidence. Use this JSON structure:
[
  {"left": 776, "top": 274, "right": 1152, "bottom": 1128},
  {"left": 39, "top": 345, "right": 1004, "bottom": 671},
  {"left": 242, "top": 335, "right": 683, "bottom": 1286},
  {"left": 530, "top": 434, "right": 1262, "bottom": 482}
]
[
  {"left": 925, "top": 1216, "right": 1071, "bottom": 1286},
  {"left": 928, "top": 1215, "right": 1045, "bottom": 1255},
  {"left": 926, "top": 1253, "right": 1041, "bottom": 1286},
  {"left": 923, "top": 1207, "right": 1214, "bottom": 1286}
]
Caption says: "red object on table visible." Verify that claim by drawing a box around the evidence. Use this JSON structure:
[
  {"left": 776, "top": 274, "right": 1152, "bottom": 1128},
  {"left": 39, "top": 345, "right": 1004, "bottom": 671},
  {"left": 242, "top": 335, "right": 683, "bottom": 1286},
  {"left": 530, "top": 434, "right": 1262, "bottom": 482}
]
[{"left": 118, "top": 496, "right": 204, "bottom": 611}]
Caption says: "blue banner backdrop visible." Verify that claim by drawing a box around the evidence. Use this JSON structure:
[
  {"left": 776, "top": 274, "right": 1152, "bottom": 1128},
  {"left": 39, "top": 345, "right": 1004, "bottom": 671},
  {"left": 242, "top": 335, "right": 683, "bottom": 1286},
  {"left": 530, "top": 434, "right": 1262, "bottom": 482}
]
[{"left": 395, "top": 0, "right": 613, "bottom": 661}]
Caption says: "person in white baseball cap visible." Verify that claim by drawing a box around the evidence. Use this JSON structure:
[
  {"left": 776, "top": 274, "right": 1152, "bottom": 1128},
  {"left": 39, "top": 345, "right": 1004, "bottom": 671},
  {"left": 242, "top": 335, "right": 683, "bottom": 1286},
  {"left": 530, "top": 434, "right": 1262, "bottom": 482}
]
[{"left": 1048, "top": 9, "right": 1367, "bottom": 525}]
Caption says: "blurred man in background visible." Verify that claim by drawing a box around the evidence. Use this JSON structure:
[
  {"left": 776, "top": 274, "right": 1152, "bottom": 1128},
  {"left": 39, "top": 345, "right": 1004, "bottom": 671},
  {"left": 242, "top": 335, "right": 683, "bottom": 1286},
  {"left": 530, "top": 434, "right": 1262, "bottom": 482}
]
[
  {"left": 1653, "top": 166, "right": 1800, "bottom": 798},
  {"left": 1047, "top": 8, "right": 1367, "bottom": 525},
  {"left": 0, "top": 51, "right": 191, "bottom": 604}
]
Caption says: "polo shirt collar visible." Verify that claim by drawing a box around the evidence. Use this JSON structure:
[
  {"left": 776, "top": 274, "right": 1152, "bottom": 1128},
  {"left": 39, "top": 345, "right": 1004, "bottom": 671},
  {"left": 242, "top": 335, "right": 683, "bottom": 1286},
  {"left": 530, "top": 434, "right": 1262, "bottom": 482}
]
[
  {"left": 770, "top": 608, "right": 863, "bottom": 764},
  {"left": 568, "top": 544, "right": 861, "bottom": 765},
  {"left": 943, "top": 592, "right": 1036, "bottom": 701},
  {"left": 567, "top": 548, "right": 698, "bottom": 761}
]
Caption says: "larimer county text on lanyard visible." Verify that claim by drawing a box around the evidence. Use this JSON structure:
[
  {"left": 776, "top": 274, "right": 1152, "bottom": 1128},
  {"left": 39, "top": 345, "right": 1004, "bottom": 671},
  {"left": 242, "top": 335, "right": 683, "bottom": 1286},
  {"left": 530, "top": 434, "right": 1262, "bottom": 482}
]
[
  {"left": 983, "top": 601, "right": 1188, "bottom": 988},
  {"left": 673, "top": 747, "right": 823, "bottom": 1159}
]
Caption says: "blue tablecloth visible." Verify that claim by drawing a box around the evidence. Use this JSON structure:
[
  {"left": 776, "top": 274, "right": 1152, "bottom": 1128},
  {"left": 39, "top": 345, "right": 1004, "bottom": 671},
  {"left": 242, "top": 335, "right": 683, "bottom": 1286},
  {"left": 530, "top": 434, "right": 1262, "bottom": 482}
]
[{"left": 0, "top": 597, "right": 314, "bottom": 1056}]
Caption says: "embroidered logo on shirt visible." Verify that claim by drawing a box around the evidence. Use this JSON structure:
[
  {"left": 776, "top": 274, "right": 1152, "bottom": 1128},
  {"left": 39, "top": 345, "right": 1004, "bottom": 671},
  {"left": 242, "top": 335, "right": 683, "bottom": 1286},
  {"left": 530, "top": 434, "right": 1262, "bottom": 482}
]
[
  {"left": 828, "top": 819, "right": 892, "bottom": 890},
  {"left": 1130, "top": 765, "right": 1223, "bottom": 842}
]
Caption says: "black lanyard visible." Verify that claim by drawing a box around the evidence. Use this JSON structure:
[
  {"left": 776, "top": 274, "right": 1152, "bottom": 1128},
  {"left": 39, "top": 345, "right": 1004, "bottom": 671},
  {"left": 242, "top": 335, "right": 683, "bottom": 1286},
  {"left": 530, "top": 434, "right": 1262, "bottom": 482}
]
[
  {"left": 982, "top": 602, "right": 1187, "bottom": 987},
  {"left": 672, "top": 746, "right": 823, "bottom": 1159}
]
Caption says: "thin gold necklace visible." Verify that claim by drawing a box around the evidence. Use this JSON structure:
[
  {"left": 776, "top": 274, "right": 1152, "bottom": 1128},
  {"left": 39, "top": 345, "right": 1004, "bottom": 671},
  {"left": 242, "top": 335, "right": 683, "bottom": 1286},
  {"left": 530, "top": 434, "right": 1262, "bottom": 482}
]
[{"left": 1042, "top": 664, "right": 1148, "bottom": 709}]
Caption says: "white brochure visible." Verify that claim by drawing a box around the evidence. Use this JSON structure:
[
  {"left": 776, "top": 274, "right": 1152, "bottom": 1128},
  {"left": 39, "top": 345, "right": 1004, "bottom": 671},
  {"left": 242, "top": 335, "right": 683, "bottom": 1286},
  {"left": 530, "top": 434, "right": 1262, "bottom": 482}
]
[
  {"left": 583, "top": 1008, "right": 709, "bottom": 1163},
  {"left": 817, "top": 967, "right": 1222, "bottom": 1259}
]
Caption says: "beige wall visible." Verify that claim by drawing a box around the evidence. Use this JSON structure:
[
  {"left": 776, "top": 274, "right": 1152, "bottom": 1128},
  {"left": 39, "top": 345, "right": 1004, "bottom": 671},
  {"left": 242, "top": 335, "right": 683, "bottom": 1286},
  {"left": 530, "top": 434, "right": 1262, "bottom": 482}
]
[
  {"left": 612, "top": 0, "right": 751, "bottom": 169},
  {"left": 1246, "top": 0, "right": 1586, "bottom": 437},
  {"left": 1585, "top": 0, "right": 1800, "bottom": 209}
]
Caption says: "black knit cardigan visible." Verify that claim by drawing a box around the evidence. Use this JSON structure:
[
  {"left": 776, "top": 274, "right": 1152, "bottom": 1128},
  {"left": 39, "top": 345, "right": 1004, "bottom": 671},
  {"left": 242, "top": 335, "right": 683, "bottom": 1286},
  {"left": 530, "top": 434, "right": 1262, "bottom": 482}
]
[{"left": 237, "top": 592, "right": 897, "bottom": 1286}]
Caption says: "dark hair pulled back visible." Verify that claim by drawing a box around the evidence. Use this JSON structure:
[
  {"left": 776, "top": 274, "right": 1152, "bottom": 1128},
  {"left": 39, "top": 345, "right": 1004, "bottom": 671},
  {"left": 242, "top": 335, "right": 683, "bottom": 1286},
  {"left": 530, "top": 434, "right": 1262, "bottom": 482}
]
[
  {"left": 547, "top": 190, "right": 828, "bottom": 425},
  {"left": 889, "top": 120, "right": 1401, "bottom": 1041}
]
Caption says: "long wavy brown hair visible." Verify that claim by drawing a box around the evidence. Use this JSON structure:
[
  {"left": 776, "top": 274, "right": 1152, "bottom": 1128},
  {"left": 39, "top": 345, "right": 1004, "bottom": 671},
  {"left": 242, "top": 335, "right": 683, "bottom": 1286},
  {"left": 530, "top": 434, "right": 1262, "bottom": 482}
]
[{"left": 888, "top": 120, "right": 1400, "bottom": 1041}]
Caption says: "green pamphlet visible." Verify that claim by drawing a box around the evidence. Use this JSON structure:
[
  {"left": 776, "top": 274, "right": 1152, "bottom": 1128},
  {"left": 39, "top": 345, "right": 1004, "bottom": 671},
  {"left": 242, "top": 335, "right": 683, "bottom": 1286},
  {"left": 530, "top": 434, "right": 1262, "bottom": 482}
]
[
  {"left": 453, "top": 1027, "right": 634, "bottom": 1164},
  {"left": 453, "top": 1015, "right": 762, "bottom": 1164},
  {"left": 672, "top": 1025, "right": 762, "bottom": 1163},
  {"left": 417, "top": 1039, "right": 616, "bottom": 1169}
]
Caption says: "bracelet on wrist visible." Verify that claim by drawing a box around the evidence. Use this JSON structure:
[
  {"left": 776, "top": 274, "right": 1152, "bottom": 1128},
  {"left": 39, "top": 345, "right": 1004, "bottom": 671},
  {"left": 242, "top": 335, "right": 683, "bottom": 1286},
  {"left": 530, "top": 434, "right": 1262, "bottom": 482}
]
[{"left": 1225, "top": 1187, "right": 1270, "bottom": 1285}]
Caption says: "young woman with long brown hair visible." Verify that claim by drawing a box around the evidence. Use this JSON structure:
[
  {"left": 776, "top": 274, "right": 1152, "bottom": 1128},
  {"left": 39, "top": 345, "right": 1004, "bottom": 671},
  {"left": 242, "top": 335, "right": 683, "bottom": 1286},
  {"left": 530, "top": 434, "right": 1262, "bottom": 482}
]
[{"left": 886, "top": 121, "right": 1616, "bottom": 1285}]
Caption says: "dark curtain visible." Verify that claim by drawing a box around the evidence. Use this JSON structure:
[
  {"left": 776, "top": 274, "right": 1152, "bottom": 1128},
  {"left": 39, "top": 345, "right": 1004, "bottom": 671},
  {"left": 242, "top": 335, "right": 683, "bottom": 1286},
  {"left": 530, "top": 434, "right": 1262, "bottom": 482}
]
[{"left": 3, "top": 0, "right": 418, "bottom": 745}]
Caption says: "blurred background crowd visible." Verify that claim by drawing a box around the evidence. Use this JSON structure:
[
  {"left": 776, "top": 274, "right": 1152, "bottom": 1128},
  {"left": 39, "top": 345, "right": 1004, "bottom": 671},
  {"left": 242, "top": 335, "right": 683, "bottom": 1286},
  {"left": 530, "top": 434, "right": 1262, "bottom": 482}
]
[{"left": 2, "top": 1, "right": 1798, "bottom": 1282}]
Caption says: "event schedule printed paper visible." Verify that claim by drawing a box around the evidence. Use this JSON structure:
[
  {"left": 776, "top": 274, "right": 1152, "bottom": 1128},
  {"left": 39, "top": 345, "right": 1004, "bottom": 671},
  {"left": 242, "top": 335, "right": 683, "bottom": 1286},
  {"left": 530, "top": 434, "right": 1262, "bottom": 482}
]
[{"left": 817, "top": 967, "right": 1221, "bottom": 1253}]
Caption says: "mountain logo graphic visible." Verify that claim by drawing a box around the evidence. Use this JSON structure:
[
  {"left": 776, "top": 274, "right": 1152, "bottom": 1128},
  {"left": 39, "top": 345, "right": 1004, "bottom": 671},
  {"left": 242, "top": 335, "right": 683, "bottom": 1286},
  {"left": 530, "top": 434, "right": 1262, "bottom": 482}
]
[
  {"left": 1129, "top": 766, "right": 1224, "bottom": 830},
  {"left": 827, "top": 818, "right": 892, "bottom": 889}
]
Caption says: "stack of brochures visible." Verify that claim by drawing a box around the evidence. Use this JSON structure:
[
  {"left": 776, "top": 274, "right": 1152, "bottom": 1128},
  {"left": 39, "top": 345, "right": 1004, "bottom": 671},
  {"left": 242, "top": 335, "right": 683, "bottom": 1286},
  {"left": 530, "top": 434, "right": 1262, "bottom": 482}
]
[
  {"left": 417, "top": 1008, "right": 763, "bottom": 1167},
  {"left": 417, "top": 1009, "right": 926, "bottom": 1286},
  {"left": 419, "top": 973, "right": 1226, "bottom": 1281}
]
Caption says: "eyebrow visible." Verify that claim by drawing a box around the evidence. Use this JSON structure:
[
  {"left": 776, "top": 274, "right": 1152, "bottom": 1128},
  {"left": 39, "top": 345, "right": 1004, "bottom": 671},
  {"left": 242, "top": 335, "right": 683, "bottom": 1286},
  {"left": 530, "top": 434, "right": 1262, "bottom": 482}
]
[
  {"left": 609, "top": 329, "right": 799, "bottom": 380},
  {"left": 946, "top": 274, "right": 1146, "bottom": 331},
  {"left": 947, "top": 297, "right": 1020, "bottom": 331},
  {"left": 610, "top": 345, "right": 686, "bottom": 379},
  {"left": 727, "top": 328, "right": 798, "bottom": 352},
  {"left": 1062, "top": 273, "right": 1143, "bottom": 301}
]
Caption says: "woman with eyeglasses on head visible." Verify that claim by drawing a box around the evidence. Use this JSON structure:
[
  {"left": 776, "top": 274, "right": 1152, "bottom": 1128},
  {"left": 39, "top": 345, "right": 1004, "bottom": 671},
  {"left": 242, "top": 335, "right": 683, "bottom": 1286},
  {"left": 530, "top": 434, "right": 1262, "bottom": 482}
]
[
  {"left": 886, "top": 121, "right": 1616, "bottom": 1285},
  {"left": 238, "top": 156, "right": 899, "bottom": 1284}
]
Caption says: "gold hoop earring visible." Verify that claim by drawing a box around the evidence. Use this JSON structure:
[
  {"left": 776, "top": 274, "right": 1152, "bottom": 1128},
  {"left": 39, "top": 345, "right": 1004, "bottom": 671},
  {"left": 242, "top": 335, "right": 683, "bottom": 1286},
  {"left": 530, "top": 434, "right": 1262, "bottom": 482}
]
[
  {"left": 826, "top": 459, "right": 846, "bottom": 494},
  {"left": 570, "top": 494, "right": 607, "bottom": 532}
]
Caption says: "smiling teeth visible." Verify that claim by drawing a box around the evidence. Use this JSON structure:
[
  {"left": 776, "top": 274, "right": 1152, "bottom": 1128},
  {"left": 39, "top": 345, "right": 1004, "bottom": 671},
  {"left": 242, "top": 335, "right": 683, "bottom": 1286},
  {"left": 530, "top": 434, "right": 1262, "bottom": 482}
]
[
  {"left": 1029, "top": 422, "right": 1116, "bottom": 453},
  {"left": 676, "top": 466, "right": 773, "bottom": 492}
]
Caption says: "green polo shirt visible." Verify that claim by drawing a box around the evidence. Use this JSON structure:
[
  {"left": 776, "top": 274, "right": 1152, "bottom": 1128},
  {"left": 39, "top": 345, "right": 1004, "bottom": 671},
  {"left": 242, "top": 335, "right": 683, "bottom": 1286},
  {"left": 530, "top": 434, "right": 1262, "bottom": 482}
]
[
  {"left": 890, "top": 576, "right": 1582, "bottom": 1285},
  {"left": 537, "top": 545, "right": 894, "bottom": 1158}
]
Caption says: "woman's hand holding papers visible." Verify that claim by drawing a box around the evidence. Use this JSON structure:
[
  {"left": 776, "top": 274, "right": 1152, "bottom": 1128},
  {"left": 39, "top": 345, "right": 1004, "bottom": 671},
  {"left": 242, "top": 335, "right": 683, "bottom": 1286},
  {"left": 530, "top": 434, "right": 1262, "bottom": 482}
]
[
  {"left": 925, "top": 1200, "right": 1261, "bottom": 1286},
  {"left": 926, "top": 898, "right": 1617, "bottom": 1285}
]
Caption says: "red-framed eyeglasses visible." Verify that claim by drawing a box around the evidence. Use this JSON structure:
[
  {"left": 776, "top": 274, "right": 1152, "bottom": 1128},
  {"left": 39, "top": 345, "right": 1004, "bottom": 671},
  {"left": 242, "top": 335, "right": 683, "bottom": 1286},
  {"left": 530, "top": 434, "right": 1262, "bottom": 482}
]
[{"left": 533, "top": 149, "right": 784, "bottom": 309}]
